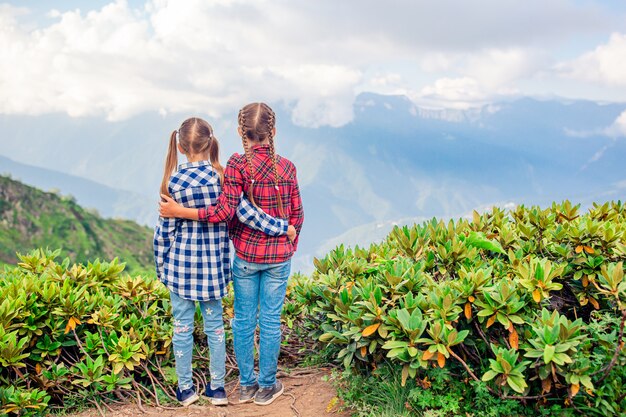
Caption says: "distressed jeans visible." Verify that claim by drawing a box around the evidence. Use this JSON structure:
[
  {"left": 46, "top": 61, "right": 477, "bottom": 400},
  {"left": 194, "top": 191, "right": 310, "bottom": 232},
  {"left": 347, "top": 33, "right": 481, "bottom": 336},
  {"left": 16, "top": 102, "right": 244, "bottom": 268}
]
[
  {"left": 169, "top": 291, "right": 226, "bottom": 391},
  {"left": 231, "top": 255, "right": 291, "bottom": 388}
]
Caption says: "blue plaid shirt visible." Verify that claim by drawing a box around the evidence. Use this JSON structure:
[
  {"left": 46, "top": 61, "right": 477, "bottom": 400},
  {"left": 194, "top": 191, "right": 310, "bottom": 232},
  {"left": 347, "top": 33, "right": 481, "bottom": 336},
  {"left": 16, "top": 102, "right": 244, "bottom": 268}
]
[{"left": 154, "top": 160, "right": 288, "bottom": 301}]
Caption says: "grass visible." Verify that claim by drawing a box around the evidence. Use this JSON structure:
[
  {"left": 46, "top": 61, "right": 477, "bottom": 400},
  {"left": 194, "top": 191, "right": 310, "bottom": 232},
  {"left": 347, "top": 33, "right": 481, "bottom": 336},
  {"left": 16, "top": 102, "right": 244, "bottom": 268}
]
[
  {"left": 331, "top": 363, "right": 418, "bottom": 417},
  {"left": 328, "top": 362, "right": 577, "bottom": 417}
]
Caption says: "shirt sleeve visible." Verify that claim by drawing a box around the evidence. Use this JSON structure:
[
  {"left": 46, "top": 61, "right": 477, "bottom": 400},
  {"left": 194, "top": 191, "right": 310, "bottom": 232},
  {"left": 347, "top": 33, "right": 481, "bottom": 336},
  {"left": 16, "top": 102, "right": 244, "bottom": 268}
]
[
  {"left": 200, "top": 155, "right": 243, "bottom": 223},
  {"left": 153, "top": 215, "right": 178, "bottom": 280},
  {"left": 236, "top": 193, "right": 288, "bottom": 236},
  {"left": 289, "top": 167, "right": 305, "bottom": 249}
]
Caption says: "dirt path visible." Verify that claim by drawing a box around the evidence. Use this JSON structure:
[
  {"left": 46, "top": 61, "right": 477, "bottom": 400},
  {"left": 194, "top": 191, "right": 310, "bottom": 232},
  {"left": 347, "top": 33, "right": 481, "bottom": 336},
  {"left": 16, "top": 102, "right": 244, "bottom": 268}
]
[{"left": 68, "top": 371, "right": 351, "bottom": 417}]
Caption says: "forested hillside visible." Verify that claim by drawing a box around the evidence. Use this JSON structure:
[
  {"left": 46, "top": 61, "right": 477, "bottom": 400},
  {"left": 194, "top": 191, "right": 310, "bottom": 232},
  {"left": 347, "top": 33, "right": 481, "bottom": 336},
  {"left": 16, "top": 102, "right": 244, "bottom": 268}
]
[{"left": 0, "top": 176, "right": 154, "bottom": 273}]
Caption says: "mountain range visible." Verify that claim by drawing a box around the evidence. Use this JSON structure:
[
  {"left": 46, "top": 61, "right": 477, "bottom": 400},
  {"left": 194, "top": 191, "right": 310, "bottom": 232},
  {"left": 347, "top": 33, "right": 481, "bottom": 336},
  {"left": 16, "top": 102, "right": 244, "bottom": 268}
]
[{"left": 1, "top": 93, "right": 625, "bottom": 272}]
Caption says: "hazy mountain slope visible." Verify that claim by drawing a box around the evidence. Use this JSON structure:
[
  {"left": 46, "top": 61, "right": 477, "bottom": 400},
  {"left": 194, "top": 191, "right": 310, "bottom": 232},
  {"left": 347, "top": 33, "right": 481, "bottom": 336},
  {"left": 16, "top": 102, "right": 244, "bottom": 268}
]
[
  {"left": 0, "top": 176, "right": 154, "bottom": 272},
  {"left": 0, "top": 155, "right": 156, "bottom": 225}
]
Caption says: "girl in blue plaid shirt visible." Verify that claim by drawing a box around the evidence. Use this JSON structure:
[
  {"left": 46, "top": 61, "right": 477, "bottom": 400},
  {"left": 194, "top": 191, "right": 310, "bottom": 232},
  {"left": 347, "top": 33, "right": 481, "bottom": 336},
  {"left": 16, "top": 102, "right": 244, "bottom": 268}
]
[{"left": 154, "top": 117, "right": 289, "bottom": 406}]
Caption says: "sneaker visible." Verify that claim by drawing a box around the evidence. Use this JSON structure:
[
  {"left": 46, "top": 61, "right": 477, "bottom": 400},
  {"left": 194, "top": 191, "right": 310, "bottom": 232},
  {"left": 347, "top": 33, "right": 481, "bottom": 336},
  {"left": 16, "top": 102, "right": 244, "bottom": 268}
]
[
  {"left": 239, "top": 383, "right": 259, "bottom": 404},
  {"left": 254, "top": 380, "right": 284, "bottom": 406},
  {"left": 176, "top": 387, "right": 199, "bottom": 406},
  {"left": 204, "top": 386, "right": 228, "bottom": 406}
]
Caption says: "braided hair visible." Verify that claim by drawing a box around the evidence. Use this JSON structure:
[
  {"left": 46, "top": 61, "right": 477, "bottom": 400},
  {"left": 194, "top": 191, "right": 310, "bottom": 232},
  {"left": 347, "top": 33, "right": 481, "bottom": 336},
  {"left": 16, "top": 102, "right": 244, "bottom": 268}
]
[{"left": 238, "top": 103, "right": 285, "bottom": 218}]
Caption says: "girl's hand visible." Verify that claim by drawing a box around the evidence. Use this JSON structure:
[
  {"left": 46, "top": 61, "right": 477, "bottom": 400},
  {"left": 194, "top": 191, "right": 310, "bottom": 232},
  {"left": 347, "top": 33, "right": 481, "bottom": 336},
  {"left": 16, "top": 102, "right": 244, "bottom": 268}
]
[
  {"left": 287, "top": 225, "right": 297, "bottom": 242},
  {"left": 159, "top": 194, "right": 183, "bottom": 218}
]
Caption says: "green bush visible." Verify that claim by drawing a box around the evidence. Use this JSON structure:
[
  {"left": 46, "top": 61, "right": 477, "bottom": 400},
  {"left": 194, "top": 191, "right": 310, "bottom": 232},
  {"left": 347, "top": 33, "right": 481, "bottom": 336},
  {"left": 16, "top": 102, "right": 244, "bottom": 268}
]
[
  {"left": 3, "top": 200, "right": 625, "bottom": 416},
  {"left": 0, "top": 249, "right": 171, "bottom": 415},
  {"left": 300, "top": 201, "right": 626, "bottom": 416},
  {"left": 0, "top": 248, "right": 312, "bottom": 416}
]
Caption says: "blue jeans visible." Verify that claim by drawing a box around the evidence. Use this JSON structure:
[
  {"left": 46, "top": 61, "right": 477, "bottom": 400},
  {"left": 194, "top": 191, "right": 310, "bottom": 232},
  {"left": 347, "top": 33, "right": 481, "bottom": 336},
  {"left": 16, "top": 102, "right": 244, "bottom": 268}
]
[
  {"left": 231, "top": 255, "right": 291, "bottom": 388},
  {"left": 169, "top": 291, "right": 226, "bottom": 391}
]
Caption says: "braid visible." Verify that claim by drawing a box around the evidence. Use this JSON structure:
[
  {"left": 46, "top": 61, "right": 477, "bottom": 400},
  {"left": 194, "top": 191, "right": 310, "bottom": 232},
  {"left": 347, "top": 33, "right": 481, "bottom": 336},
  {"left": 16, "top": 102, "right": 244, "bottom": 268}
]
[
  {"left": 239, "top": 109, "right": 258, "bottom": 207},
  {"left": 268, "top": 135, "right": 285, "bottom": 218},
  {"left": 261, "top": 103, "right": 284, "bottom": 218},
  {"left": 238, "top": 102, "right": 284, "bottom": 218}
]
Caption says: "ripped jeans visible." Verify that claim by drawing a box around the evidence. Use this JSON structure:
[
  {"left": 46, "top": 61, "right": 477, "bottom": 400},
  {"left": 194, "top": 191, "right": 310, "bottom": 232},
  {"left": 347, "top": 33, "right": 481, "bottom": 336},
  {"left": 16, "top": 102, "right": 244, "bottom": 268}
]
[{"left": 169, "top": 291, "right": 226, "bottom": 391}]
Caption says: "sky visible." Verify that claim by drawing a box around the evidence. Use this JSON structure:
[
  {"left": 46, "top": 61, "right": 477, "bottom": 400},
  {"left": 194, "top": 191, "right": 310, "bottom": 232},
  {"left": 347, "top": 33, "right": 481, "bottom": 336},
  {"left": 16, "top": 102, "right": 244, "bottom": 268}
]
[{"left": 1, "top": 0, "right": 626, "bottom": 128}]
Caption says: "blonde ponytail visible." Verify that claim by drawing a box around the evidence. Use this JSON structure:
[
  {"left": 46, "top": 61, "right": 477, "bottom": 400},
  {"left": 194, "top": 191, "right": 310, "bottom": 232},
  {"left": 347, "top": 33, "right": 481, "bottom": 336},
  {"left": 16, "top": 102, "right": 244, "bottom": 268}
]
[
  {"left": 160, "top": 130, "right": 178, "bottom": 197},
  {"left": 208, "top": 135, "right": 224, "bottom": 186}
]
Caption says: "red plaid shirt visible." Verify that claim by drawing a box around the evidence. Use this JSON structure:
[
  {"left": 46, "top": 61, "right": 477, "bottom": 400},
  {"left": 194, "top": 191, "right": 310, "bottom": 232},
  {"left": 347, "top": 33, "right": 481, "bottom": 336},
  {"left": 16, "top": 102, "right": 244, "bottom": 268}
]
[{"left": 198, "top": 144, "right": 304, "bottom": 264}]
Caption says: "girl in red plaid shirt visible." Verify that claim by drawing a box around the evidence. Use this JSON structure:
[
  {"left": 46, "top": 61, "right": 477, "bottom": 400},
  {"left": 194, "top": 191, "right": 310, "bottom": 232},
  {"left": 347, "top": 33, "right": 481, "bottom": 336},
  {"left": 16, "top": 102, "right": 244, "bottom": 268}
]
[{"left": 160, "top": 103, "right": 304, "bottom": 406}]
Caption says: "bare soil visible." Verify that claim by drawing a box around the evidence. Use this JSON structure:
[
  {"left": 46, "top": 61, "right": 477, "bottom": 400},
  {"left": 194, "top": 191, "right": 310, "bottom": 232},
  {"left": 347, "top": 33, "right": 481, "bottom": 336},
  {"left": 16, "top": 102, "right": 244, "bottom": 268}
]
[{"left": 66, "top": 370, "right": 352, "bottom": 417}]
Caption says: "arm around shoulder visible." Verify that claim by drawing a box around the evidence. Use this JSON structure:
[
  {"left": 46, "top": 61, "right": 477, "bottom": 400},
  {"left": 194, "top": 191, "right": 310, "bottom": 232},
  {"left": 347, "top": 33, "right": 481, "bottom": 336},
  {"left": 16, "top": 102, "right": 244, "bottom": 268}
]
[
  {"left": 288, "top": 166, "right": 305, "bottom": 246},
  {"left": 206, "top": 154, "right": 245, "bottom": 223},
  {"left": 159, "top": 194, "right": 199, "bottom": 220},
  {"left": 237, "top": 193, "right": 288, "bottom": 236}
]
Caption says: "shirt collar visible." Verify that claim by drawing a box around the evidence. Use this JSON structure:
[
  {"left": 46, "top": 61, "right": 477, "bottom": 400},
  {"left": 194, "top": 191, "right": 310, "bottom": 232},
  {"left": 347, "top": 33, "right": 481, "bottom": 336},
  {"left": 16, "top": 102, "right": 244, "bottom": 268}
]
[
  {"left": 251, "top": 144, "right": 271, "bottom": 154},
  {"left": 179, "top": 160, "right": 211, "bottom": 170}
]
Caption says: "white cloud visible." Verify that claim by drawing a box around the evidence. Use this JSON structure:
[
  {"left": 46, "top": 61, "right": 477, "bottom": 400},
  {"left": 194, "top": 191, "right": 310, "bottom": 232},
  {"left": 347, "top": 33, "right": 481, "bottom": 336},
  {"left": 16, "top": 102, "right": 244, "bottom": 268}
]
[
  {"left": 416, "top": 77, "right": 498, "bottom": 110},
  {"left": 0, "top": 1, "right": 162, "bottom": 119},
  {"left": 604, "top": 110, "right": 626, "bottom": 137},
  {"left": 557, "top": 32, "right": 626, "bottom": 86},
  {"left": 565, "top": 109, "right": 626, "bottom": 139},
  {"left": 420, "top": 52, "right": 455, "bottom": 73},
  {"left": 589, "top": 145, "right": 609, "bottom": 162},
  {"left": 0, "top": 0, "right": 363, "bottom": 125},
  {"left": 0, "top": 1, "right": 623, "bottom": 126},
  {"left": 300, "top": 0, "right": 609, "bottom": 53},
  {"left": 466, "top": 48, "right": 545, "bottom": 88},
  {"left": 369, "top": 73, "right": 402, "bottom": 88},
  {"left": 413, "top": 48, "right": 544, "bottom": 108},
  {"left": 268, "top": 64, "right": 361, "bottom": 127}
]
